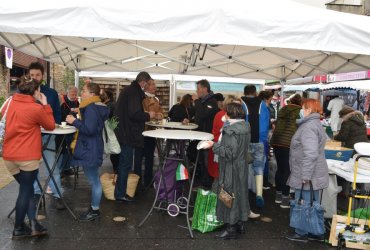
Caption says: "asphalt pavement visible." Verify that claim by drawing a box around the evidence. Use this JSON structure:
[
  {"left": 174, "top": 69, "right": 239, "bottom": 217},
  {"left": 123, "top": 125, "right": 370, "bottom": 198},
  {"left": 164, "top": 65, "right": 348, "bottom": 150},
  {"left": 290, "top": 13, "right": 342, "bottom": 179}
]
[{"left": 0, "top": 158, "right": 334, "bottom": 250}]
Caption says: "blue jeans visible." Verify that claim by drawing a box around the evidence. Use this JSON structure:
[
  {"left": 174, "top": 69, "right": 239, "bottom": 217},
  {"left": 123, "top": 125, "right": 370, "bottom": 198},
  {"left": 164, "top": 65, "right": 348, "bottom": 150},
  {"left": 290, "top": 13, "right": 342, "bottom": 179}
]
[
  {"left": 294, "top": 188, "right": 320, "bottom": 236},
  {"left": 114, "top": 144, "right": 133, "bottom": 199},
  {"left": 83, "top": 166, "right": 102, "bottom": 210},
  {"left": 249, "top": 142, "right": 266, "bottom": 175},
  {"left": 34, "top": 135, "right": 63, "bottom": 198},
  {"left": 14, "top": 169, "right": 38, "bottom": 227}
]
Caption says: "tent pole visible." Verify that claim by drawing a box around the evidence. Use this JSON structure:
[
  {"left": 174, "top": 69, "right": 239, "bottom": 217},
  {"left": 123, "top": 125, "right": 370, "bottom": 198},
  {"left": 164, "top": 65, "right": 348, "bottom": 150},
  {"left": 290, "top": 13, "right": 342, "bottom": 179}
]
[
  {"left": 280, "top": 66, "right": 286, "bottom": 106},
  {"left": 74, "top": 70, "right": 79, "bottom": 88},
  {"left": 357, "top": 90, "right": 360, "bottom": 110}
]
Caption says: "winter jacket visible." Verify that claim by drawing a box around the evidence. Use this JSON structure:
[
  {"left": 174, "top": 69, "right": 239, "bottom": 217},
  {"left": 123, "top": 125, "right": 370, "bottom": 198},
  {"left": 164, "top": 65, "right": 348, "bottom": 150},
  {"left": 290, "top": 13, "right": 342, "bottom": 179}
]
[
  {"left": 114, "top": 80, "right": 150, "bottom": 148},
  {"left": 287, "top": 113, "right": 329, "bottom": 191},
  {"left": 71, "top": 101, "right": 109, "bottom": 168},
  {"left": 208, "top": 110, "right": 226, "bottom": 178},
  {"left": 142, "top": 94, "right": 163, "bottom": 131},
  {"left": 168, "top": 103, "right": 195, "bottom": 122},
  {"left": 60, "top": 95, "right": 79, "bottom": 122},
  {"left": 41, "top": 84, "right": 61, "bottom": 124},
  {"left": 194, "top": 94, "right": 219, "bottom": 133},
  {"left": 334, "top": 111, "right": 367, "bottom": 149},
  {"left": 241, "top": 96, "right": 270, "bottom": 143},
  {"left": 213, "top": 120, "right": 251, "bottom": 224},
  {"left": 2, "top": 94, "right": 55, "bottom": 161},
  {"left": 270, "top": 104, "right": 301, "bottom": 148}
]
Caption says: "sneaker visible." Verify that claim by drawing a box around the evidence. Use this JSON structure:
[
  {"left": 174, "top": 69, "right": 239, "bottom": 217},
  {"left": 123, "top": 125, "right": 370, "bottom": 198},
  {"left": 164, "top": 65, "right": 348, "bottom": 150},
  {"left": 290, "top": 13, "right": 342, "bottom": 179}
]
[
  {"left": 248, "top": 211, "right": 260, "bottom": 219},
  {"left": 256, "top": 196, "right": 264, "bottom": 208},
  {"left": 275, "top": 191, "right": 282, "bottom": 204},
  {"left": 308, "top": 233, "right": 325, "bottom": 242},
  {"left": 280, "top": 195, "right": 290, "bottom": 209},
  {"left": 79, "top": 207, "right": 100, "bottom": 221},
  {"left": 285, "top": 233, "right": 308, "bottom": 243},
  {"left": 263, "top": 185, "right": 271, "bottom": 190}
]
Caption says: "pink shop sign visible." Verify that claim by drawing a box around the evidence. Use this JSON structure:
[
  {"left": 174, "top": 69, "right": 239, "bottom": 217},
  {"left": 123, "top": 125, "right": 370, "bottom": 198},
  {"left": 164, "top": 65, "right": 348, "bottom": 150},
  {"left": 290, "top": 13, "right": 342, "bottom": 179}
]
[{"left": 328, "top": 71, "right": 367, "bottom": 82}]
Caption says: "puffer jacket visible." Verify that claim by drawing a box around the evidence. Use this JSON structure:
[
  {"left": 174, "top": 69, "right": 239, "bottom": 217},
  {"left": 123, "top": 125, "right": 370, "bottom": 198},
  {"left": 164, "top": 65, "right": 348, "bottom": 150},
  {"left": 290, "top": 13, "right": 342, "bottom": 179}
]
[
  {"left": 270, "top": 104, "right": 301, "bottom": 148},
  {"left": 287, "top": 113, "right": 329, "bottom": 191},
  {"left": 334, "top": 111, "right": 367, "bottom": 149}
]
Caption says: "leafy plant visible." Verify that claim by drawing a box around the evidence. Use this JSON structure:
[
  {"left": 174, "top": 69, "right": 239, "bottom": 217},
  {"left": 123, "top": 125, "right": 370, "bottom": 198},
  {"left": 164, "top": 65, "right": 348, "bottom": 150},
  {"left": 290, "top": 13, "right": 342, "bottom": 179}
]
[
  {"left": 0, "top": 96, "right": 5, "bottom": 119},
  {"left": 107, "top": 116, "right": 119, "bottom": 130}
]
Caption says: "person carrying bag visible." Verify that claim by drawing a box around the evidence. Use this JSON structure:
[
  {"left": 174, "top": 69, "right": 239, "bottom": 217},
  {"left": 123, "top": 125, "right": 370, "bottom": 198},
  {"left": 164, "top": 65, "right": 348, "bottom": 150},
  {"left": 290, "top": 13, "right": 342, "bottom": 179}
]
[
  {"left": 290, "top": 181, "right": 325, "bottom": 236},
  {"left": 285, "top": 99, "right": 329, "bottom": 243}
]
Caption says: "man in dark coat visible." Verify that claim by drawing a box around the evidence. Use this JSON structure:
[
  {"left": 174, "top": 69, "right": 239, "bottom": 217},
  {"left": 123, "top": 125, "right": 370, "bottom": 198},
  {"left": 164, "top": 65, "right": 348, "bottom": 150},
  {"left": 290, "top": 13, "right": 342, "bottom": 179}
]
[
  {"left": 193, "top": 79, "right": 219, "bottom": 189},
  {"left": 114, "top": 72, "right": 155, "bottom": 202}
]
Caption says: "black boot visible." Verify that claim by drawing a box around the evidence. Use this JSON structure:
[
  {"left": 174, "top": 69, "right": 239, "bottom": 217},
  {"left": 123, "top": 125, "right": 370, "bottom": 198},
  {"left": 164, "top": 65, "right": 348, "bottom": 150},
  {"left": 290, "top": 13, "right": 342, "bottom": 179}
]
[
  {"left": 29, "top": 219, "right": 48, "bottom": 237},
  {"left": 12, "top": 223, "right": 32, "bottom": 239},
  {"left": 236, "top": 221, "right": 246, "bottom": 234},
  {"left": 79, "top": 207, "right": 100, "bottom": 221},
  {"left": 215, "top": 224, "right": 238, "bottom": 240}
]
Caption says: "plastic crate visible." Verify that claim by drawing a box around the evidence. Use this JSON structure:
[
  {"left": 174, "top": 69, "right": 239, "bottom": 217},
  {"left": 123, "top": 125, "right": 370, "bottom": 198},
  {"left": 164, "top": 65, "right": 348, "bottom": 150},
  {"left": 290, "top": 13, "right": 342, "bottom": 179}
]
[{"left": 325, "top": 146, "right": 353, "bottom": 162}]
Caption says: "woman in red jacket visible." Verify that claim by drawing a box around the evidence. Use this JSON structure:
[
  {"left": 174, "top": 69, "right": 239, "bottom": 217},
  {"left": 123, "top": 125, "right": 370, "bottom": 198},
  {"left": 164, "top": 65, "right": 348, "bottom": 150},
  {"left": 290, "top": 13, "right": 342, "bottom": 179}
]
[{"left": 1, "top": 79, "right": 55, "bottom": 239}]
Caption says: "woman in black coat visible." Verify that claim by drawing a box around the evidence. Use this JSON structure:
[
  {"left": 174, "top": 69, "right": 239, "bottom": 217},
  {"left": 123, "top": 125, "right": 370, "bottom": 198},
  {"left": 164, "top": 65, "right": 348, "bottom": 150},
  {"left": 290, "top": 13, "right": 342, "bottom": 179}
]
[{"left": 168, "top": 94, "right": 195, "bottom": 123}]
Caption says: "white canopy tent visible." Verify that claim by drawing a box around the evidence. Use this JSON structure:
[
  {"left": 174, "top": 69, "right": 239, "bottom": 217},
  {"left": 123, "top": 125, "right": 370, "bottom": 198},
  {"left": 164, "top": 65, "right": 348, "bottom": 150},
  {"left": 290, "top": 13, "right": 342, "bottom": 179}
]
[{"left": 1, "top": 0, "right": 370, "bottom": 82}]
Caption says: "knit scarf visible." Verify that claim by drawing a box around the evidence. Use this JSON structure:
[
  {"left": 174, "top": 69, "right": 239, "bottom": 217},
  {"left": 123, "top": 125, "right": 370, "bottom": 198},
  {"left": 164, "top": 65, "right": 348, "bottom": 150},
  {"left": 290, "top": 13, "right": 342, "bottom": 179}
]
[
  {"left": 70, "top": 95, "right": 101, "bottom": 152},
  {"left": 77, "top": 96, "right": 101, "bottom": 119}
]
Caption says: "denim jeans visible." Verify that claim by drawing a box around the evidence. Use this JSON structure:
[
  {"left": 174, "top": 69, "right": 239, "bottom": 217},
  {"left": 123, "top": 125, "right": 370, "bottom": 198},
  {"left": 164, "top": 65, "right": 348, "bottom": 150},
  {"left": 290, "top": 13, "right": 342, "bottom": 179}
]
[
  {"left": 57, "top": 134, "right": 73, "bottom": 172},
  {"left": 294, "top": 188, "right": 320, "bottom": 236},
  {"left": 249, "top": 142, "right": 266, "bottom": 176},
  {"left": 114, "top": 144, "right": 133, "bottom": 199},
  {"left": 34, "top": 135, "right": 63, "bottom": 198},
  {"left": 14, "top": 169, "right": 38, "bottom": 227},
  {"left": 83, "top": 166, "right": 102, "bottom": 210}
]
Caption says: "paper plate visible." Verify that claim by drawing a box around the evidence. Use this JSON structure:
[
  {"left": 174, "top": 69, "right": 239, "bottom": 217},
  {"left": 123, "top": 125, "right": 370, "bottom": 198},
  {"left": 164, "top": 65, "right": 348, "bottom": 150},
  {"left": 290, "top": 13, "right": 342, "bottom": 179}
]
[
  {"left": 260, "top": 216, "right": 272, "bottom": 223},
  {"left": 113, "top": 216, "right": 126, "bottom": 222},
  {"left": 37, "top": 215, "right": 46, "bottom": 220}
]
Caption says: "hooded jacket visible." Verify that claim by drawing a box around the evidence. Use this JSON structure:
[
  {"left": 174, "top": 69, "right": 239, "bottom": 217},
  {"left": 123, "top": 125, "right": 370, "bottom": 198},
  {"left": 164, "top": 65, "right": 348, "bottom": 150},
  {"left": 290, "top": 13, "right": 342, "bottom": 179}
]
[
  {"left": 287, "top": 113, "right": 329, "bottom": 191},
  {"left": 71, "top": 98, "right": 109, "bottom": 168},
  {"left": 334, "top": 111, "right": 367, "bottom": 149},
  {"left": 2, "top": 94, "right": 55, "bottom": 161},
  {"left": 270, "top": 104, "right": 301, "bottom": 148}
]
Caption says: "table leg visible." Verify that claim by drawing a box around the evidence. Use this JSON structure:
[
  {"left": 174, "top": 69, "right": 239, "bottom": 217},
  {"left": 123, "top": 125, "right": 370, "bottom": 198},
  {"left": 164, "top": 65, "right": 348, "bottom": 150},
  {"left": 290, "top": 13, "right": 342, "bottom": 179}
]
[
  {"left": 139, "top": 140, "right": 171, "bottom": 227},
  {"left": 36, "top": 134, "right": 77, "bottom": 220},
  {"left": 185, "top": 149, "right": 199, "bottom": 239}
]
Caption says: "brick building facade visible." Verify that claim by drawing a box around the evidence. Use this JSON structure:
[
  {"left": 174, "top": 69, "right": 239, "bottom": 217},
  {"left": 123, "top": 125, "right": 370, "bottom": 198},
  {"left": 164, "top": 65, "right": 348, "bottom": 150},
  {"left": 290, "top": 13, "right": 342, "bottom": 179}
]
[{"left": 0, "top": 45, "right": 75, "bottom": 100}]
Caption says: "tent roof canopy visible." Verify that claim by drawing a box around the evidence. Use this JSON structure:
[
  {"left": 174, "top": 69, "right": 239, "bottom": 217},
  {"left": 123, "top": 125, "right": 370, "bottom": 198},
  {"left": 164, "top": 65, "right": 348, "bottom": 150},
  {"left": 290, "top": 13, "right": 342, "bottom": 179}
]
[{"left": 1, "top": 0, "right": 370, "bottom": 80}]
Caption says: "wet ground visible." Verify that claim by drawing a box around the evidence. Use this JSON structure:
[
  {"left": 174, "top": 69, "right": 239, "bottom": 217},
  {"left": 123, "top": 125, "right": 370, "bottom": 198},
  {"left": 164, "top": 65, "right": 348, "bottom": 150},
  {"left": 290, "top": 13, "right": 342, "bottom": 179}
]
[{"left": 0, "top": 158, "right": 334, "bottom": 250}]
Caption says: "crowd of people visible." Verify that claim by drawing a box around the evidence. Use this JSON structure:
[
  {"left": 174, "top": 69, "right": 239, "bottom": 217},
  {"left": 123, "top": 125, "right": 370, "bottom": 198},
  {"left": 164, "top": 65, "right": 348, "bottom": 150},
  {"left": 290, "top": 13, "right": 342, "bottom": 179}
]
[{"left": 1, "top": 62, "right": 369, "bottom": 242}]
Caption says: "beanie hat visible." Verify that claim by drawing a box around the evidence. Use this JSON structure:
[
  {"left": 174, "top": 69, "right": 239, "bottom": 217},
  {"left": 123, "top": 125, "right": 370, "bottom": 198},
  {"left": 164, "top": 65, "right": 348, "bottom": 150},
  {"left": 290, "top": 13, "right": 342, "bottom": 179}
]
[{"left": 339, "top": 105, "right": 355, "bottom": 118}]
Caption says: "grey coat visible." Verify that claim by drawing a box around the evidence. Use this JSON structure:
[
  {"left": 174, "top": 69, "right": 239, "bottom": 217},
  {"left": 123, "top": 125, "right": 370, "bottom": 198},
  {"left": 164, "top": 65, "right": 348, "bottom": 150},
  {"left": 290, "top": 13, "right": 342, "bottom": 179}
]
[
  {"left": 287, "top": 113, "right": 329, "bottom": 191},
  {"left": 213, "top": 120, "right": 251, "bottom": 224}
]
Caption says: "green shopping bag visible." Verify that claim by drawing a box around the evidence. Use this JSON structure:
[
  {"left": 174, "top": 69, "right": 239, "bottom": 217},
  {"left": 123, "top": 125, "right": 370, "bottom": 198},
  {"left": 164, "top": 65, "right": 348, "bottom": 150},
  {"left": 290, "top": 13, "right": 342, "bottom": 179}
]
[
  {"left": 192, "top": 189, "right": 224, "bottom": 233},
  {"left": 347, "top": 208, "right": 370, "bottom": 220}
]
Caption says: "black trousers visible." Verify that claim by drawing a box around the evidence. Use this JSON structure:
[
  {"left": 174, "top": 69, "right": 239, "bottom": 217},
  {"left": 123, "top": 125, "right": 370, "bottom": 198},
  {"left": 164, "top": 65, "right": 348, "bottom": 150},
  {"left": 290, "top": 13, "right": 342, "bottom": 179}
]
[
  {"left": 134, "top": 137, "right": 156, "bottom": 186},
  {"left": 273, "top": 146, "right": 291, "bottom": 196}
]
